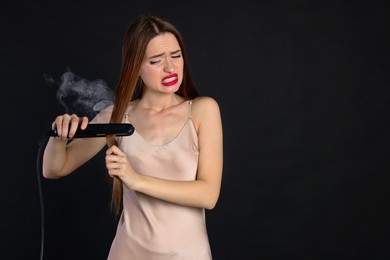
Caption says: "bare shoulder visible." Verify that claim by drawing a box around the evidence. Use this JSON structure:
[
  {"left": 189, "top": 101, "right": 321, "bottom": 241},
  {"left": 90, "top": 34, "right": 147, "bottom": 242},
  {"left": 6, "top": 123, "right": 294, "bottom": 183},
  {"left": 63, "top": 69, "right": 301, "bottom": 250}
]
[
  {"left": 192, "top": 96, "right": 220, "bottom": 113},
  {"left": 91, "top": 105, "right": 114, "bottom": 123},
  {"left": 191, "top": 96, "right": 221, "bottom": 130}
]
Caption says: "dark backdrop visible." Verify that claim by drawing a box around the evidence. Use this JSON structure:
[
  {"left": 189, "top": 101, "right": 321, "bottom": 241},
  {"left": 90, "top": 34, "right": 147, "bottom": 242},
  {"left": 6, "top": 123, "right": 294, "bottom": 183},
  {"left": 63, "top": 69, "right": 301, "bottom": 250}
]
[{"left": 1, "top": 1, "right": 389, "bottom": 259}]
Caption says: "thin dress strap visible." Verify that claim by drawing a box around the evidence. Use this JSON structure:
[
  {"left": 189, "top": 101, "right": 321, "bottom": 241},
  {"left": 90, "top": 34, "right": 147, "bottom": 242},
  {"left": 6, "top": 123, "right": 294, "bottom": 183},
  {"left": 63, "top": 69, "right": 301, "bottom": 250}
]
[{"left": 188, "top": 100, "right": 193, "bottom": 119}]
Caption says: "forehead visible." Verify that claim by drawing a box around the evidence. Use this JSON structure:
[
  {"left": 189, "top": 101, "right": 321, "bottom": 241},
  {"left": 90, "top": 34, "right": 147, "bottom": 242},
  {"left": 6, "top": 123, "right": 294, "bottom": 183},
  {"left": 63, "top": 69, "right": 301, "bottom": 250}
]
[{"left": 145, "top": 33, "right": 180, "bottom": 55}]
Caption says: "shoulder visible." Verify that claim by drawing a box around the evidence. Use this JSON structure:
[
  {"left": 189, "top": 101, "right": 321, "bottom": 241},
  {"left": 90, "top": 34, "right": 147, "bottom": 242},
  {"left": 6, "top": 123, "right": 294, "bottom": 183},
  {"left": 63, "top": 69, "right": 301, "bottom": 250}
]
[
  {"left": 191, "top": 96, "right": 220, "bottom": 113},
  {"left": 191, "top": 96, "right": 221, "bottom": 130},
  {"left": 91, "top": 105, "right": 114, "bottom": 123}
]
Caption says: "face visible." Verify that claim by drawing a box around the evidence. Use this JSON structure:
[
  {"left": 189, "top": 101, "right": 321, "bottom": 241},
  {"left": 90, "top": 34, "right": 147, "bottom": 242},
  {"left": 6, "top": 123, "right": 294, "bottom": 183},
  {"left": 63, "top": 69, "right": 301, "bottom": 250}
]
[{"left": 139, "top": 32, "right": 184, "bottom": 96}]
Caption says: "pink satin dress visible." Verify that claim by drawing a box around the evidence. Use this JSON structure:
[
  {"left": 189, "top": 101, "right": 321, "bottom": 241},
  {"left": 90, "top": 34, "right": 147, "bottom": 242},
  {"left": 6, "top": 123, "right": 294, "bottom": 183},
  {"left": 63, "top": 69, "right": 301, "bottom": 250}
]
[{"left": 107, "top": 100, "right": 212, "bottom": 259}]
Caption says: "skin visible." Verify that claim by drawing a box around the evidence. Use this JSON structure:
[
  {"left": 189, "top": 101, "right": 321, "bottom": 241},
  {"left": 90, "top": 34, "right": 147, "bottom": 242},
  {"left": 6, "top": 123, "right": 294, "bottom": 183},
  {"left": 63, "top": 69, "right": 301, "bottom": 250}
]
[{"left": 43, "top": 32, "right": 223, "bottom": 210}]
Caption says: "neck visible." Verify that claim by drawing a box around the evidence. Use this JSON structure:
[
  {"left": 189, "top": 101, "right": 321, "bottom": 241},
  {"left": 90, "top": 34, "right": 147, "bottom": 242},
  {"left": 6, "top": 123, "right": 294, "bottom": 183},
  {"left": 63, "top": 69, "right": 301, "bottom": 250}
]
[{"left": 138, "top": 93, "right": 183, "bottom": 112}]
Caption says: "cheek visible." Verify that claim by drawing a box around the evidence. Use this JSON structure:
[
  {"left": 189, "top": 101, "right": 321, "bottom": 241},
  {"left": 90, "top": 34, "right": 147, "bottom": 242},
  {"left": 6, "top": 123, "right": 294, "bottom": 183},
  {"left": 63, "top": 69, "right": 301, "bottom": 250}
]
[
  {"left": 140, "top": 67, "right": 158, "bottom": 83},
  {"left": 176, "top": 60, "right": 184, "bottom": 75},
  {"left": 177, "top": 59, "right": 184, "bottom": 69}
]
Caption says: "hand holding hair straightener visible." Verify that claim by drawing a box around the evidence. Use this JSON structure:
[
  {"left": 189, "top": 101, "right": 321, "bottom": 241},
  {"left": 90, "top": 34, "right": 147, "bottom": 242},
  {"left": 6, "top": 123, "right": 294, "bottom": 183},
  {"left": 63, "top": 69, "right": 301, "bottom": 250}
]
[{"left": 48, "top": 114, "right": 134, "bottom": 138}]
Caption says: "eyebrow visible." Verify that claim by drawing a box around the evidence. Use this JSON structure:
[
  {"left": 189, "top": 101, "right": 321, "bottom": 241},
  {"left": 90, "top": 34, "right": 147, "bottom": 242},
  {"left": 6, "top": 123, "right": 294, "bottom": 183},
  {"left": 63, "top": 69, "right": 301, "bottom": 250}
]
[{"left": 147, "top": 50, "right": 181, "bottom": 59}]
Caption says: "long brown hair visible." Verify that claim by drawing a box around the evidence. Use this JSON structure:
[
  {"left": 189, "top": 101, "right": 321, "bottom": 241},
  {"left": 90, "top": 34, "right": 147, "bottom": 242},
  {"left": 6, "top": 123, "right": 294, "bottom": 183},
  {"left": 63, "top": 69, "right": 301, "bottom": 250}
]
[{"left": 108, "top": 14, "right": 199, "bottom": 215}]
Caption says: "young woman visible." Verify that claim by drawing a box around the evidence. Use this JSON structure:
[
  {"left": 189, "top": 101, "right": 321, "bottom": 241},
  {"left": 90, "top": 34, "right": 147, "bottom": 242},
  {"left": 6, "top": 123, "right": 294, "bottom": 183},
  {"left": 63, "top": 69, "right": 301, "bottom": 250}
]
[{"left": 43, "top": 14, "right": 223, "bottom": 259}]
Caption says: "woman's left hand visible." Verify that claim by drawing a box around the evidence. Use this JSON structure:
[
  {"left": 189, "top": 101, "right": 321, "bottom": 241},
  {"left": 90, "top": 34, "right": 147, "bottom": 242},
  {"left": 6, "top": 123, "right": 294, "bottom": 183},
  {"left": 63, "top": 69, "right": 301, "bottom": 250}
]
[{"left": 105, "top": 145, "right": 138, "bottom": 189}]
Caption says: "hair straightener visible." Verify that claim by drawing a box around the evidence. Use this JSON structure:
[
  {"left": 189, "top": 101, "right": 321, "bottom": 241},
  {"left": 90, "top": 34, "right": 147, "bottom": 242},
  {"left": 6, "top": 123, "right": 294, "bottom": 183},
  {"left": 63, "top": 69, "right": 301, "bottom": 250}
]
[{"left": 47, "top": 123, "right": 135, "bottom": 138}]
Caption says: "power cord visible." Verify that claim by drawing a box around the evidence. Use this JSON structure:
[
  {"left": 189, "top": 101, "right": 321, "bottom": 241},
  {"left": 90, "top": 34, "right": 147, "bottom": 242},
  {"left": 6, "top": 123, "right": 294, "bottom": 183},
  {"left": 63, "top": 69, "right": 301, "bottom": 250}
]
[{"left": 36, "top": 135, "right": 49, "bottom": 260}]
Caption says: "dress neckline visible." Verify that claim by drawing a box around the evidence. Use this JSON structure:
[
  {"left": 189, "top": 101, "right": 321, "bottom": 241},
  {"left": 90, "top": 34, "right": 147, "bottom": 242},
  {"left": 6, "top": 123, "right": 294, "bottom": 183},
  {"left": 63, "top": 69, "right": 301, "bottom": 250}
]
[
  {"left": 125, "top": 100, "right": 194, "bottom": 147},
  {"left": 133, "top": 118, "right": 195, "bottom": 147}
]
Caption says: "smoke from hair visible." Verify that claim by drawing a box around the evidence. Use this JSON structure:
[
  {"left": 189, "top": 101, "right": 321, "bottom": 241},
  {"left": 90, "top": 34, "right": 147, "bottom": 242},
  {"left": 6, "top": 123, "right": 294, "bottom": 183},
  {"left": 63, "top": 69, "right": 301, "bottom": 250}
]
[{"left": 44, "top": 69, "right": 114, "bottom": 120}]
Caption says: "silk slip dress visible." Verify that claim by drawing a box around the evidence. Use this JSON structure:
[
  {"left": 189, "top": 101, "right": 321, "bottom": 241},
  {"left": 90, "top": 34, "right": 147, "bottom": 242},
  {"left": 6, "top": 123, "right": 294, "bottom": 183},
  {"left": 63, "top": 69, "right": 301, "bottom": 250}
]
[{"left": 107, "top": 100, "right": 212, "bottom": 260}]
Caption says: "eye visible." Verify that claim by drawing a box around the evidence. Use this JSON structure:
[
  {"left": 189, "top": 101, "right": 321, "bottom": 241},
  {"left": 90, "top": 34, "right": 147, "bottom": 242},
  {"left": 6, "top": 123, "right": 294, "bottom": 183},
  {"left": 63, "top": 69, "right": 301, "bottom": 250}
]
[
  {"left": 149, "top": 60, "right": 161, "bottom": 65},
  {"left": 172, "top": 54, "right": 181, "bottom": 59}
]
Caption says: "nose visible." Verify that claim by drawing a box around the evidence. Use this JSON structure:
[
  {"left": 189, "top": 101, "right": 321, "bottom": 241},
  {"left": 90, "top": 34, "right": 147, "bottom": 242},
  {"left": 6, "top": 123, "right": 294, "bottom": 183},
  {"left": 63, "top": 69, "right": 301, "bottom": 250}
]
[{"left": 163, "top": 58, "right": 174, "bottom": 73}]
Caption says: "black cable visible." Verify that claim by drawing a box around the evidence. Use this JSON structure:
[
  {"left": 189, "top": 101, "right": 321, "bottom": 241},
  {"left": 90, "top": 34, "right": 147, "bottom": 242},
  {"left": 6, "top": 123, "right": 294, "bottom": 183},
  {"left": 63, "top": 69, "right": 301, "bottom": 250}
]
[{"left": 37, "top": 135, "right": 49, "bottom": 260}]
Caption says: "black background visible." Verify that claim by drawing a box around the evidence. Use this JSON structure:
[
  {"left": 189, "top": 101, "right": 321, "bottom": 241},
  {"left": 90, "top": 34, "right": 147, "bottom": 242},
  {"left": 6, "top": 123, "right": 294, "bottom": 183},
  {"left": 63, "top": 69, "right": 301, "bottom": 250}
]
[{"left": 1, "top": 1, "right": 389, "bottom": 259}]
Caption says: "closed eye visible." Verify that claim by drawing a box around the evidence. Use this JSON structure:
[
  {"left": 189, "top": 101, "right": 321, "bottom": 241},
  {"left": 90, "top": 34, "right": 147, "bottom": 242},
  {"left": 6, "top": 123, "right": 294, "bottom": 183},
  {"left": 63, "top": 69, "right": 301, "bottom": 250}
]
[{"left": 147, "top": 50, "right": 181, "bottom": 64}]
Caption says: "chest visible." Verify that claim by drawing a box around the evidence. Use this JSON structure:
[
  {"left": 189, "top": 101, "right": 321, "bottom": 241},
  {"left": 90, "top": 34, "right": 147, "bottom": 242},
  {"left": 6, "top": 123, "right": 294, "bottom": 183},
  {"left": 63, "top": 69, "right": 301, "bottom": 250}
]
[{"left": 126, "top": 104, "right": 189, "bottom": 147}]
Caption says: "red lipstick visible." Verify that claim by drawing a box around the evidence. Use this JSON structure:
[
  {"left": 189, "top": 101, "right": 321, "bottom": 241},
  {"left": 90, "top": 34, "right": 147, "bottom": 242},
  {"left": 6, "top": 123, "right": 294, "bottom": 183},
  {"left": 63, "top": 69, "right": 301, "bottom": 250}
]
[{"left": 162, "top": 73, "right": 178, "bottom": 87}]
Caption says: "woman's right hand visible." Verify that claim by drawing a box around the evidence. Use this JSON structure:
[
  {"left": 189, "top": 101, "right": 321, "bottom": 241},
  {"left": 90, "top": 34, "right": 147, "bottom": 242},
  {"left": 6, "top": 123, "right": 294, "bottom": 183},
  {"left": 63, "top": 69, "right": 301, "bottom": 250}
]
[{"left": 52, "top": 114, "right": 89, "bottom": 140}]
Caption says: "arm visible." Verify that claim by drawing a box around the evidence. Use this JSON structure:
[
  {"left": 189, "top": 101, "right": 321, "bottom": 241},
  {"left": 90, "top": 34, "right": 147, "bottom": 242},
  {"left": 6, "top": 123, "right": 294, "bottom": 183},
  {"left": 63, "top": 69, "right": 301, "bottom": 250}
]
[
  {"left": 42, "top": 114, "right": 108, "bottom": 179},
  {"left": 106, "top": 96, "right": 223, "bottom": 209}
]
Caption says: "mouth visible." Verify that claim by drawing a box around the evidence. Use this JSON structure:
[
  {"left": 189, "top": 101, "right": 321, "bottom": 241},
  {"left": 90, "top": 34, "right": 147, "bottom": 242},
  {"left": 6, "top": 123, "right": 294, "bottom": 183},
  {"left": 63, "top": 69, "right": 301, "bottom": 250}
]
[{"left": 162, "top": 73, "right": 178, "bottom": 87}]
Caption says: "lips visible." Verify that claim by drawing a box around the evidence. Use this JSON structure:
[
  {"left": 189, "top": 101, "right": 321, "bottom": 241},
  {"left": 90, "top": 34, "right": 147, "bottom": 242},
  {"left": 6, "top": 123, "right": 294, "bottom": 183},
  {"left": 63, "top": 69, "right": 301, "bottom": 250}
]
[{"left": 162, "top": 73, "right": 178, "bottom": 87}]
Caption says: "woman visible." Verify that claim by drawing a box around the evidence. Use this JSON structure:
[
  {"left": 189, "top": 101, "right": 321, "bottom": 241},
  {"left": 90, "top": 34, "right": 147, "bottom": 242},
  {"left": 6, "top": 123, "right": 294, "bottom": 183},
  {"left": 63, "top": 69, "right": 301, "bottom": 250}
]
[{"left": 43, "top": 14, "right": 223, "bottom": 259}]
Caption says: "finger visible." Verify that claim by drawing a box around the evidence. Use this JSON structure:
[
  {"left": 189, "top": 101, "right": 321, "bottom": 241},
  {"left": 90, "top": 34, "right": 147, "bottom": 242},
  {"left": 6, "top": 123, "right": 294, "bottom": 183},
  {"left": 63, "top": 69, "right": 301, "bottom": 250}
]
[
  {"left": 106, "top": 162, "right": 122, "bottom": 170},
  {"left": 108, "top": 145, "right": 125, "bottom": 156},
  {"left": 107, "top": 168, "right": 120, "bottom": 178},
  {"left": 54, "top": 115, "right": 64, "bottom": 137},
  {"left": 105, "top": 152, "right": 126, "bottom": 163},
  {"left": 106, "top": 165, "right": 116, "bottom": 176},
  {"left": 54, "top": 115, "right": 63, "bottom": 137},
  {"left": 108, "top": 156, "right": 127, "bottom": 166},
  {"left": 106, "top": 145, "right": 119, "bottom": 155},
  {"left": 67, "top": 114, "right": 80, "bottom": 138},
  {"left": 107, "top": 171, "right": 115, "bottom": 178},
  {"left": 55, "top": 114, "right": 71, "bottom": 139},
  {"left": 106, "top": 161, "right": 123, "bottom": 177},
  {"left": 62, "top": 114, "right": 73, "bottom": 139},
  {"left": 80, "top": 116, "right": 89, "bottom": 130}
]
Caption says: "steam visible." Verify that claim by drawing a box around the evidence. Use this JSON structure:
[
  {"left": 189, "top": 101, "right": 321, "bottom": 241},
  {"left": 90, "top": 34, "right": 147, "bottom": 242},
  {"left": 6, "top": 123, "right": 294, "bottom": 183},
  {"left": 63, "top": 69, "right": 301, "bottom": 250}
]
[{"left": 44, "top": 69, "right": 114, "bottom": 120}]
